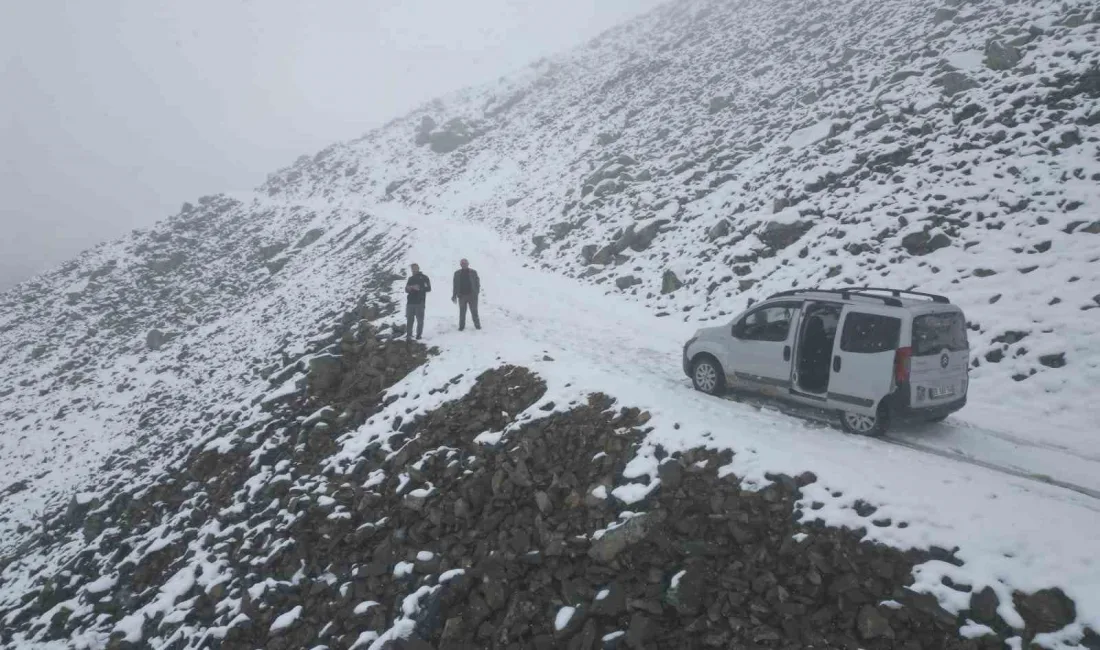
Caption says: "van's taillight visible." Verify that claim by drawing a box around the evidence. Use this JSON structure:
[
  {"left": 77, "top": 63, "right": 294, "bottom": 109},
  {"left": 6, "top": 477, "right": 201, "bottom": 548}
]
[{"left": 894, "top": 347, "right": 912, "bottom": 384}]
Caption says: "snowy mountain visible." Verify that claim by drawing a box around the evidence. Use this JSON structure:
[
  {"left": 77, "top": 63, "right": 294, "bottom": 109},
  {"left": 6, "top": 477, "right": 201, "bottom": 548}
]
[{"left": 2, "top": 0, "right": 1099, "bottom": 648}]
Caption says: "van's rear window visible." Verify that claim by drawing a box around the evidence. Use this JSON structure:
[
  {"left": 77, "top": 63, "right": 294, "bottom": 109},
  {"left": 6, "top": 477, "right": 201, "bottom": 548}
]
[{"left": 913, "top": 312, "right": 968, "bottom": 356}]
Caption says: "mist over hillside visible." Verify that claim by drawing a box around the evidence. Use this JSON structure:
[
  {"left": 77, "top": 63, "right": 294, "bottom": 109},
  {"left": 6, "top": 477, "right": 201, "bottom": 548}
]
[{"left": 2, "top": 0, "right": 1099, "bottom": 648}]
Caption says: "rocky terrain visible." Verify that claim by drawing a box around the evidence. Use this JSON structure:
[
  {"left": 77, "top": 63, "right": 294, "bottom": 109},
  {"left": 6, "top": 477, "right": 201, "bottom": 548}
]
[
  {"left": 3, "top": 316, "right": 1093, "bottom": 649},
  {"left": 2, "top": 0, "right": 1100, "bottom": 648}
]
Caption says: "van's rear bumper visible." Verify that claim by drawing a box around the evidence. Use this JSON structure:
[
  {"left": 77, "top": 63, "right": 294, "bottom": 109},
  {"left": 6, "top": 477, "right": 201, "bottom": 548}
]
[{"left": 884, "top": 384, "right": 967, "bottom": 421}]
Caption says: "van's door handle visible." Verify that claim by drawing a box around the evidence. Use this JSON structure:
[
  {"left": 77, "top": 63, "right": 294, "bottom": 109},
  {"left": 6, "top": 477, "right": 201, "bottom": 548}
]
[
  {"left": 833, "top": 356, "right": 842, "bottom": 372},
  {"left": 783, "top": 345, "right": 791, "bottom": 361}
]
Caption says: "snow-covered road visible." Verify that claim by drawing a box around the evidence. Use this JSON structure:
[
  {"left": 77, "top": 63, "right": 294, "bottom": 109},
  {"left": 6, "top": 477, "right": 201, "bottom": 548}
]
[
  {"left": 338, "top": 200, "right": 1100, "bottom": 638},
  {"left": 386, "top": 199, "right": 1100, "bottom": 496}
]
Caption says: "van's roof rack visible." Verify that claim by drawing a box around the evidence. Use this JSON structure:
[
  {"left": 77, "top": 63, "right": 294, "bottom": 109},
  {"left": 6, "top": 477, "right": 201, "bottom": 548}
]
[
  {"left": 841, "top": 287, "right": 950, "bottom": 304},
  {"left": 766, "top": 286, "right": 950, "bottom": 306},
  {"left": 767, "top": 288, "right": 904, "bottom": 307}
]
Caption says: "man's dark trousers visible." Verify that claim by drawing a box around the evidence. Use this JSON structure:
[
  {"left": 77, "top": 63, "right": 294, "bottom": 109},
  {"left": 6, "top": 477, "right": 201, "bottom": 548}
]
[
  {"left": 458, "top": 295, "right": 480, "bottom": 331},
  {"left": 407, "top": 303, "right": 425, "bottom": 339}
]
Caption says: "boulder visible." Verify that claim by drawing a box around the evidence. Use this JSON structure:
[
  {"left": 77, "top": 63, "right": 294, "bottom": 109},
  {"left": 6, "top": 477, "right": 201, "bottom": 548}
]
[
  {"left": 660, "top": 270, "right": 683, "bottom": 295},
  {"left": 933, "top": 7, "right": 957, "bottom": 24},
  {"left": 1014, "top": 588, "right": 1077, "bottom": 633},
  {"left": 984, "top": 40, "right": 1022, "bottom": 71},
  {"left": 969, "top": 587, "right": 1001, "bottom": 626},
  {"left": 664, "top": 566, "right": 706, "bottom": 616},
  {"left": 307, "top": 422, "right": 333, "bottom": 452},
  {"left": 294, "top": 228, "right": 325, "bottom": 249},
  {"left": 707, "top": 219, "right": 731, "bottom": 241},
  {"left": 307, "top": 354, "right": 343, "bottom": 395},
  {"left": 708, "top": 96, "right": 732, "bottom": 114},
  {"left": 625, "top": 613, "right": 650, "bottom": 649},
  {"left": 615, "top": 276, "right": 640, "bottom": 290},
  {"left": 758, "top": 221, "right": 813, "bottom": 250},
  {"left": 901, "top": 231, "right": 952, "bottom": 256},
  {"left": 627, "top": 220, "right": 669, "bottom": 252},
  {"left": 1039, "top": 353, "right": 1066, "bottom": 368},
  {"left": 592, "top": 245, "right": 617, "bottom": 266},
  {"left": 385, "top": 179, "right": 407, "bottom": 196},
  {"left": 64, "top": 494, "right": 99, "bottom": 528},
  {"left": 588, "top": 511, "right": 665, "bottom": 563},
  {"left": 591, "top": 582, "right": 627, "bottom": 618},
  {"left": 857, "top": 604, "right": 895, "bottom": 640},
  {"left": 146, "top": 329, "right": 170, "bottom": 351}
]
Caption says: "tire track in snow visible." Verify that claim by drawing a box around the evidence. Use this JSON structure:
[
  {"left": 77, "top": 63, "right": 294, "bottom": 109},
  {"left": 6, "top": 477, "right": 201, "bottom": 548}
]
[
  {"left": 880, "top": 435, "right": 1100, "bottom": 503},
  {"left": 933, "top": 420, "right": 1100, "bottom": 463},
  {"left": 714, "top": 391, "right": 1100, "bottom": 505}
]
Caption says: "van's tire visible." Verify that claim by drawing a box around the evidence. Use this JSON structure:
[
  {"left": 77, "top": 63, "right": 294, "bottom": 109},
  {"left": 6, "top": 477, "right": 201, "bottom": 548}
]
[
  {"left": 926, "top": 414, "right": 949, "bottom": 423},
  {"left": 839, "top": 405, "right": 889, "bottom": 437},
  {"left": 691, "top": 355, "right": 726, "bottom": 395}
]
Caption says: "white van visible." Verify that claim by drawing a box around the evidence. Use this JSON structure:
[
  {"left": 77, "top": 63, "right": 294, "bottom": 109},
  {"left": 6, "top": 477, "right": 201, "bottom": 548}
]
[{"left": 682, "top": 287, "right": 970, "bottom": 436}]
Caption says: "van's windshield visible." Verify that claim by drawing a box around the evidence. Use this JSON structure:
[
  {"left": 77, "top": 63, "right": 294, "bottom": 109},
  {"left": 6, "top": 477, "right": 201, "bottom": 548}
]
[{"left": 912, "top": 312, "right": 968, "bottom": 356}]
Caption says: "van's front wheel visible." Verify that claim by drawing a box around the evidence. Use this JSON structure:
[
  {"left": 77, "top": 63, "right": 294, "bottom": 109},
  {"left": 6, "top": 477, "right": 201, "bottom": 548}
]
[
  {"left": 691, "top": 356, "right": 726, "bottom": 395},
  {"left": 839, "top": 406, "right": 888, "bottom": 437}
]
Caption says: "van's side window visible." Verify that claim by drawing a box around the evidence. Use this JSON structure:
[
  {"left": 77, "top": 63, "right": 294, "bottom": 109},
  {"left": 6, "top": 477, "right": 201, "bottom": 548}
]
[
  {"left": 739, "top": 306, "right": 796, "bottom": 342},
  {"left": 840, "top": 312, "right": 901, "bottom": 353}
]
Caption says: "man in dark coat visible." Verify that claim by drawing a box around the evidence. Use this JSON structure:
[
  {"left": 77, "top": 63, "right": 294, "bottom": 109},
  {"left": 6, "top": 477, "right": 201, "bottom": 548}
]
[
  {"left": 405, "top": 263, "right": 431, "bottom": 340},
  {"left": 451, "top": 258, "right": 481, "bottom": 331}
]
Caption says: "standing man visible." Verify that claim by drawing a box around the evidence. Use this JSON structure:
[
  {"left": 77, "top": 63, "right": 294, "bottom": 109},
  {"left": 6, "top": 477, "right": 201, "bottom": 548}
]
[
  {"left": 405, "top": 263, "right": 431, "bottom": 341},
  {"left": 451, "top": 258, "right": 481, "bottom": 331}
]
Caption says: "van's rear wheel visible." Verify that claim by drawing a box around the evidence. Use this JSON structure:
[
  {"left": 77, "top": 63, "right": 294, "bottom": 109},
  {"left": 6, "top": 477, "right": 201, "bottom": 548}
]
[
  {"left": 840, "top": 406, "right": 888, "bottom": 437},
  {"left": 691, "top": 356, "right": 725, "bottom": 395}
]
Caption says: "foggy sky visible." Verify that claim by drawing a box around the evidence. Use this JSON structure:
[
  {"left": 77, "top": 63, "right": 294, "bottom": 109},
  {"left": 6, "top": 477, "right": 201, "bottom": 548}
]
[{"left": 0, "top": 0, "right": 668, "bottom": 291}]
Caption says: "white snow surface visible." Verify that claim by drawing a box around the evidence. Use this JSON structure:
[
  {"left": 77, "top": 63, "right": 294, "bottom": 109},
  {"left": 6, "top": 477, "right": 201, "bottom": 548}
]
[
  {"left": 670, "top": 570, "right": 687, "bottom": 590},
  {"left": 354, "top": 600, "right": 380, "bottom": 615},
  {"left": 961, "top": 620, "right": 997, "bottom": 639},
  {"left": 270, "top": 605, "right": 302, "bottom": 632},
  {"left": 0, "top": 0, "right": 1099, "bottom": 646},
  {"left": 555, "top": 606, "right": 577, "bottom": 632}
]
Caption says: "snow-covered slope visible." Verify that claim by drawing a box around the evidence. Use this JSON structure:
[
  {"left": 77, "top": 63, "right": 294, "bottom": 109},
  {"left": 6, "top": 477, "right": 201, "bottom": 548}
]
[
  {"left": 263, "top": 0, "right": 1100, "bottom": 436},
  {"left": 2, "top": 0, "right": 1100, "bottom": 647},
  {"left": 0, "top": 196, "right": 410, "bottom": 548}
]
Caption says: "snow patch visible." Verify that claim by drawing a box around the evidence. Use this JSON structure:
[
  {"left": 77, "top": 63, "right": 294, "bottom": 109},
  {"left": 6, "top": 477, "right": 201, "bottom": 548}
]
[
  {"left": 554, "top": 606, "right": 576, "bottom": 631},
  {"left": 960, "top": 620, "right": 996, "bottom": 639},
  {"left": 786, "top": 119, "right": 835, "bottom": 148},
  {"left": 270, "top": 605, "right": 302, "bottom": 632},
  {"left": 354, "top": 600, "right": 380, "bottom": 615}
]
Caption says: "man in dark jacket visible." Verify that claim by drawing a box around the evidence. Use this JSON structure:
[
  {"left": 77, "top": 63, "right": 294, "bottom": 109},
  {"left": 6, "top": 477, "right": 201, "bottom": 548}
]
[
  {"left": 451, "top": 258, "right": 481, "bottom": 331},
  {"left": 405, "top": 263, "right": 431, "bottom": 340}
]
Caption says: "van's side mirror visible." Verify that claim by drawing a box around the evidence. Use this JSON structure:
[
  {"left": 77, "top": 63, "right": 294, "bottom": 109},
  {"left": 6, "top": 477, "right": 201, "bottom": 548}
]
[{"left": 731, "top": 321, "right": 743, "bottom": 338}]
